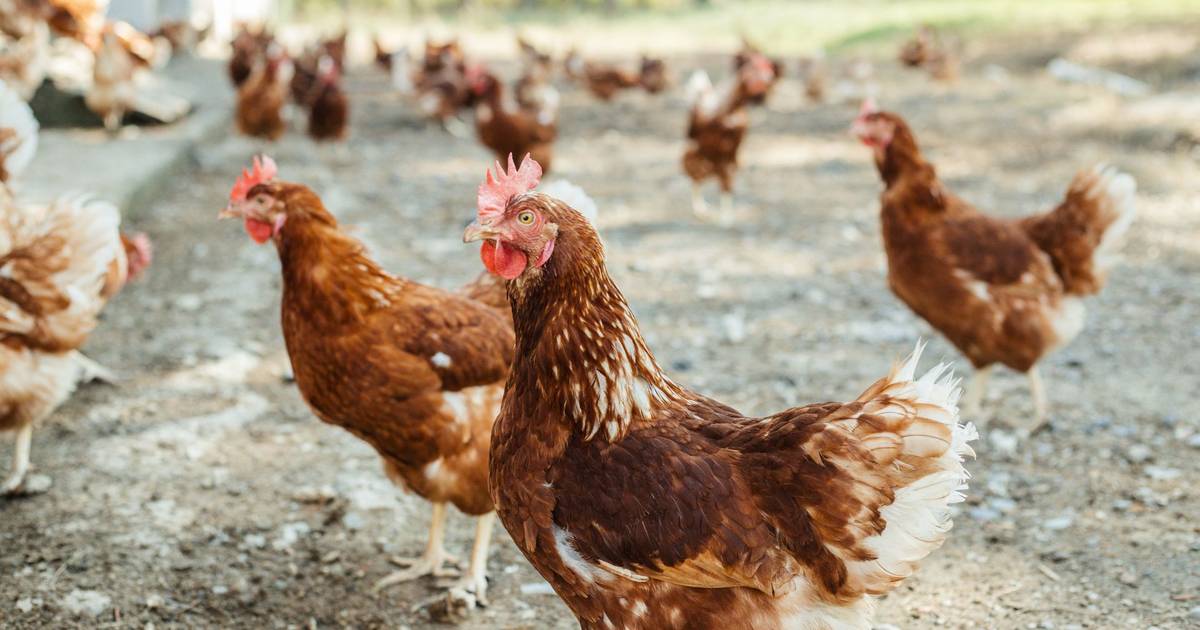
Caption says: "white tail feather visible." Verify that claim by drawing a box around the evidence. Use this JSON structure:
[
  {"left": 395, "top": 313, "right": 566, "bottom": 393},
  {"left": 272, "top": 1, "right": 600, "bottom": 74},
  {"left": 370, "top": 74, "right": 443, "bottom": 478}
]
[
  {"left": 852, "top": 342, "right": 977, "bottom": 588},
  {"left": 1090, "top": 164, "right": 1137, "bottom": 271}
]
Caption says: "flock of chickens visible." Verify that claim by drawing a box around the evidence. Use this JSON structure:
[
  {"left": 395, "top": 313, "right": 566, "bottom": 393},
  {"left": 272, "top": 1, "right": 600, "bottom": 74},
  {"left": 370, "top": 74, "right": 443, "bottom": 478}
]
[{"left": 1, "top": 20, "right": 1140, "bottom": 630}]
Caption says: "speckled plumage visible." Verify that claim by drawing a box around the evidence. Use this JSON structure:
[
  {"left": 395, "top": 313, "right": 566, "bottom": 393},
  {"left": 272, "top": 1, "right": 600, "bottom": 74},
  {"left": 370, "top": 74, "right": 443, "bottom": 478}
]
[
  {"left": 486, "top": 193, "right": 974, "bottom": 630},
  {"left": 860, "top": 111, "right": 1135, "bottom": 372}
]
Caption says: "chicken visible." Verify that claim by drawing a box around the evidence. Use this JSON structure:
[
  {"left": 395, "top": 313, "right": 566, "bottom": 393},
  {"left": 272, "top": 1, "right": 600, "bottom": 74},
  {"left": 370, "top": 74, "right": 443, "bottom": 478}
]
[
  {"left": 236, "top": 45, "right": 291, "bottom": 140},
  {"left": 85, "top": 29, "right": 136, "bottom": 131},
  {"left": 898, "top": 25, "right": 933, "bottom": 67},
  {"left": 218, "top": 156, "right": 514, "bottom": 608},
  {"left": 467, "top": 66, "right": 557, "bottom": 174},
  {"left": 796, "top": 56, "right": 826, "bottom": 103},
  {"left": 514, "top": 36, "right": 554, "bottom": 113},
  {"left": 228, "top": 24, "right": 269, "bottom": 88},
  {"left": 373, "top": 38, "right": 412, "bottom": 94},
  {"left": 289, "top": 47, "right": 320, "bottom": 106},
  {"left": 579, "top": 60, "right": 642, "bottom": 101},
  {"left": 681, "top": 56, "right": 775, "bottom": 221},
  {"left": 0, "top": 78, "right": 37, "bottom": 188},
  {"left": 0, "top": 193, "right": 145, "bottom": 495},
  {"left": 637, "top": 55, "right": 669, "bottom": 94},
  {"left": 852, "top": 102, "right": 1136, "bottom": 428},
  {"left": 0, "top": 2, "right": 50, "bottom": 101},
  {"left": 306, "top": 56, "right": 348, "bottom": 142},
  {"left": 462, "top": 155, "right": 975, "bottom": 630},
  {"left": 898, "top": 26, "right": 959, "bottom": 83},
  {"left": 413, "top": 38, "right": 474, "bottom": 131},
  {"left": 733, "top": 39, "right": 783, "bottom": 106}
]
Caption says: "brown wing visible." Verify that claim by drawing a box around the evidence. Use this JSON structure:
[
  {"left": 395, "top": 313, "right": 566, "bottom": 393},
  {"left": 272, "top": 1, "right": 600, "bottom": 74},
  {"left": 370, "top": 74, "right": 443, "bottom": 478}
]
[
  {"left": 394, "top": 282, "right": 514, "bottom": 393},
  {"left": 548, "top": 354, "right": 970, "bottom": 602},
  {"left": 939, "top": 214, "right": 1043, "bottom": 286}
]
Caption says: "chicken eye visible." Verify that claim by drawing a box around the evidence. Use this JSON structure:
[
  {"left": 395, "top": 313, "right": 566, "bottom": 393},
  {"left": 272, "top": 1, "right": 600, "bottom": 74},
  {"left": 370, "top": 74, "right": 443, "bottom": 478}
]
[{"left": 517, "top": 211, "right": 535, "bottom": 225}]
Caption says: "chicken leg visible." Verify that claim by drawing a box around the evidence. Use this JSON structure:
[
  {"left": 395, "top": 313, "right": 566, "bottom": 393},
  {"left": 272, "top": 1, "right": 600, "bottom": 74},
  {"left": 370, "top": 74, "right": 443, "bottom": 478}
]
[
  {"left": 961, "top": 365, "right": 992, "bottom": 422},
  {"left": 691, "top": 183, "right": 708, "bottom": 218},
  {"left": 374, "top": 502, "right": 460, "bottom": 592},
  {"left": 718, "top": 192, "right": 735, "bottom": 226},
  {"left": 2, "top": 424, "right": 32, "bottom": 496},
  {"left": 448, "top": 511, "right": 496, "bottom": 607},
  {"left": 1027, "top": 366, "right": 1048, "bottom": 431}
]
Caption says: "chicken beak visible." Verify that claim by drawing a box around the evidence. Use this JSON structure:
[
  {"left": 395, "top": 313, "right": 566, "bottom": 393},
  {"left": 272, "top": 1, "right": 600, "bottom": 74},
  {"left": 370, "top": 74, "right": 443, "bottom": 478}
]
[
  {"left": 218, "top": 204, "right": 240, "bottom": 219},
  {"left": 463, "top": 220, "right": 501, "bottom": 243}
]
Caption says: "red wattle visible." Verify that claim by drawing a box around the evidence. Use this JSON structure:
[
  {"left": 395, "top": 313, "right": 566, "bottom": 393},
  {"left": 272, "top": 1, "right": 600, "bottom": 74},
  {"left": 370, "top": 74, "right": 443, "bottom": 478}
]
[
  {"left": 244, "top": 218, "right": 274, "bottom": 244},
  {"left": 481, "top": 240, "right": 527, "bottom": 280}
]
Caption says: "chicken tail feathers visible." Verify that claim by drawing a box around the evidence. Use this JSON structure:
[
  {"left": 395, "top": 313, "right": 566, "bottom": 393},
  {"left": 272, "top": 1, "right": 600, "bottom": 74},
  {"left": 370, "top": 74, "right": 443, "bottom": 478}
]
[
  {"left": 844, "top": 341, "right": 977, "bottom": 595},
  {"left": 0, "top": 196, "right": 123, "bottom": 347},
  {"left": 1022, "top": 164, "right": 1136, "bottom": 296}
]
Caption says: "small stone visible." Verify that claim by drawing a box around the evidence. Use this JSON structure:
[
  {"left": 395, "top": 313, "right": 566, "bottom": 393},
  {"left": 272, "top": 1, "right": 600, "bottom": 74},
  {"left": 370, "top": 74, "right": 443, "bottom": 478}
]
[
  {"left": 174, "top": 294, "right": 203, "bottom": 312},
  {"left": 145, "top": 594, "right": 165, "bottom": 609},
  {"left": 342, "top": 512, "right": 365, "bottom": 531},
  {"left": 1124, "top": 444, "right": 1152, "bottom": 464},
  {"left": 989, "top": 497, "right": 1017, "bottom": 514},
  {"left": 518, "top": 581, "right": 556, "bottom": 596},
  {"left": 1187, "top": 434, "right": 1200, "bottom": 449},
  {"left": 23, "top": 474, "right": 52, "bottom": 494},
  {"left": 1112, "top": 498, "right": 1132, "bottom": 512},
  {"left": 272, "top": 522, "right": 310, "bottom": 550},
  {"left": 1143, "top": 466, "right": 1181, "bottom": 481},
  {"left": 15, "top": 597, "right": 34, "bottom": 613},
  {"left": 241, "top": 533, "right": 267, "bottom": 550},
  {"left": 1043, "top": 515, "right": 1074, "bottom": 531},
  {"left": 60, "top": 589, "right": 112, "bottom": 618},
  {"left": 1188, "top": 606, "right": 1200, "bottom": 621},
  {"left": 211, "top": 585, "right": 228, "bottom": 596},
  {"left": 969, "top": 506, "right": 1000, "bottom": 522},
  {"left": 1117, "top": 571, "right": 1138, "bottom": 586}
]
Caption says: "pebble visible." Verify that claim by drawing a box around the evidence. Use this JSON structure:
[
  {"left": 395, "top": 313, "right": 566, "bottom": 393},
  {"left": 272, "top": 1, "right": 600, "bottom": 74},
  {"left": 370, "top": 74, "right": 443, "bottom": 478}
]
[
  {"left": 241, "top": 533, "right": 267, "bottom": 550},
  {"left": 1043, "top": 515, "right": 1074, "bottom": 531},
  {"left": 22, "top": 474, "right": 52, "bottom": 495},
  {"left": 1124, "top": 444, "right": 1152, "bottom": 464},
  {"left": 1143, "top": 466, "right": 1181, "bottom": 481},
  {"left": 272, "top": 522, "right": 311, "bottom": 550},
  {"left": 15, "top": 597, "right": 35, "bottom": 613},
  {"left": 969, "top": 506, "right": 1001, "bottom": 522},
  {"left": 1187, "top": 434, "right": 1200, "bottom": 449},
  {"left": 518, "top": 582, "right": 556, "bottom": 596},
  {"left": 1189, "top": 606, "right": 1200, "bottom": 621},
  {"left": 342, "top": 512, "right": 366, "bottom": 531},
  {"left": 60, "top": 589, "right": 112, "bottom": 618},
  {"left": 145, "top": 593, "right": 165, "bottom": 609},
  {"left": 1117, "top": 570, "right": 1138, "bottom": 586},
  {"left": 174, "top": 294, "right": 203, "bottom": 312}
]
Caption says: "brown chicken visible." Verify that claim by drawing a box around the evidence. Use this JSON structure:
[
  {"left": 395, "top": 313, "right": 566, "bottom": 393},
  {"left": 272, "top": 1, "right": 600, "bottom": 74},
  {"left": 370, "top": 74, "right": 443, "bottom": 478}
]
[
  {"left": 852, "top": 102, "right": 1136, "bottom": 427},
  {"left": 1, "top": 195, "right": 149, "bottom": 495},
  {"left": 236, "top": 45, "right": 291, "bottom": 140},
  {"left": 228, "top": 24, "right": 269, "bottom": 88},
  {"left": 468, "top": 66, "right": 557, "bottom": 173},
  {"left": 306, "top": 56, "right": 348, "bottom": 141},
  {"left": 218, "top": 156, "right": 513, "bottom": 608},
  {"left": 578, "top": 56, "right": 666, "bottom": 101},
  {"left": 681, "top": 56, "right": 776, "bottom": 221},
  {"left": 733, "top": 43, "right": 782, "bottom": 106},
  {"left": 413, "top": 39, "right": 474, "bottom": 130},
  {"left": 898, "top": 25, "right": 934, "bottom": 67},
  {"left": 898, "top": 26, "right": 958, "bottom": 83},
  {"left": 462, "top": 155, "right": 975, "bottom": 630}
]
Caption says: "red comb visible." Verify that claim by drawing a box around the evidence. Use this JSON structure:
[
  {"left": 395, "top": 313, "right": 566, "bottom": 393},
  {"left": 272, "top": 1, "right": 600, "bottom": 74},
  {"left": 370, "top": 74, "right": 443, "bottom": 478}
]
[
  {"left": 477, "top": 154, "right": 542, "bottom": 222},
  {"left": 230, "top": 155, "right": 278, "bottom": 203}
]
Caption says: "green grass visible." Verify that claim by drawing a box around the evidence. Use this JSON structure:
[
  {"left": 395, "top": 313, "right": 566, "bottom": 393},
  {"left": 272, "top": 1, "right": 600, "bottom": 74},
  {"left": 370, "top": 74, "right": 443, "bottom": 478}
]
[{"left": 292, "top": 0, "right": 1200, "bottom": 56}]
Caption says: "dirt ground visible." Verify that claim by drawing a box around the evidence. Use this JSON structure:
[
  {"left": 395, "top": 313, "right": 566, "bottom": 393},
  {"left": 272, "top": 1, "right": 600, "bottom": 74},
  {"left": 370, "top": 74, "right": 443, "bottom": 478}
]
[{"left": 2, "top": 26, "right": 1199, "bottom": 630}]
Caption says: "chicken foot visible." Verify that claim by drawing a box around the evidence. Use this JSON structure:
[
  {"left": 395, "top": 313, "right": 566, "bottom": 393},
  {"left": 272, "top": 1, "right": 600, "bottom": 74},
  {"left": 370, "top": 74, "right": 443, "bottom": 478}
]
[
  {"left": 1, "top": 424, "right": 32, "bottom": 496},
  {"left": 374, "top": 502, "right": 460, "bottom": 592},
  {"left": 447, "top": 511, "right": 496, "bottom": 608}
]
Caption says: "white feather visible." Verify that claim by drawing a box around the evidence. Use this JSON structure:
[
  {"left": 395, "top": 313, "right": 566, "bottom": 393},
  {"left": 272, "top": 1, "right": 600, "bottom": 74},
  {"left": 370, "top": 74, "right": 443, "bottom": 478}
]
[
  {"left": 0, "top": 79, "right": 38, "bottom": 185},
  {"left": 541, "top": 179, "right": 598, "bottom": 225}
]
